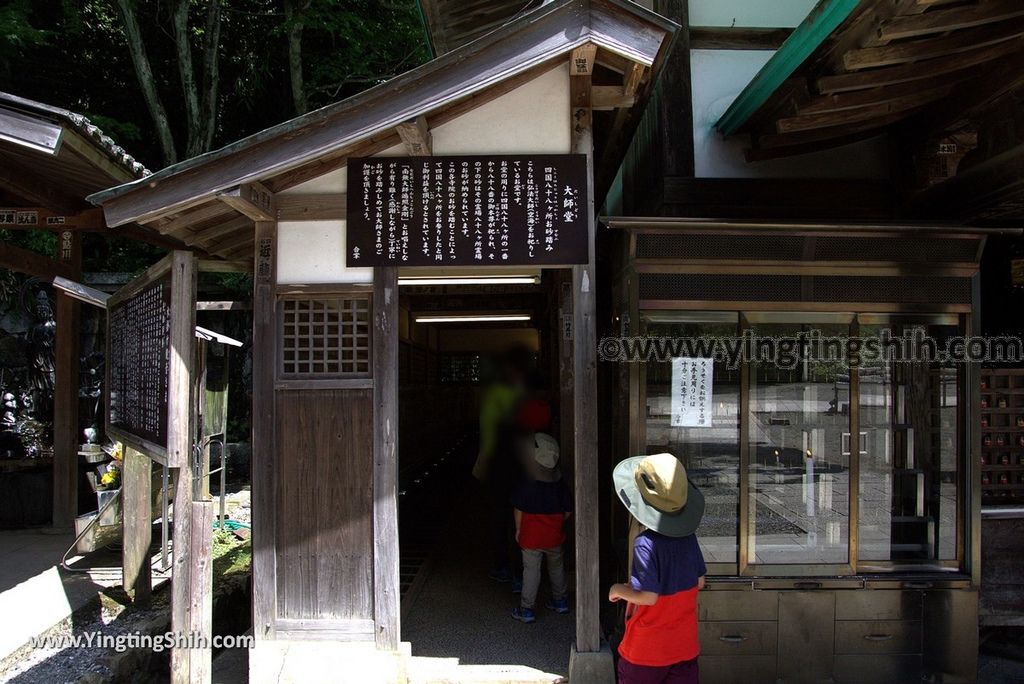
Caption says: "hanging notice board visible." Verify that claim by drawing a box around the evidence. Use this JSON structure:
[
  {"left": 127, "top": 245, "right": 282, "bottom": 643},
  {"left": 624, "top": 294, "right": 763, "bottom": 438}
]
[
  {"left": 346, "top": 154, "right": 589, "bottom": 267},
  {"left": 105, "top": 253, "right": 195, "bottom": 465}
]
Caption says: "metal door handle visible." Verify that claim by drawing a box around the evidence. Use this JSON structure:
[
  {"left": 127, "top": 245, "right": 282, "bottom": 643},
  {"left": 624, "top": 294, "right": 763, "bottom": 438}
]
[
  {"left": 864, "top": 634, "right": 894, "bottom": 641},
  {"left": 719, "top": 635, "right": 749, "bottom": 643}
]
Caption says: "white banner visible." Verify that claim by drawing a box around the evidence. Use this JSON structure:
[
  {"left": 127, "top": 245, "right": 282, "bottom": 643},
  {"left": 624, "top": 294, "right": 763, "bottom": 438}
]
[{"left": 670, "top": 357, "right": 713, "bottom": 428}]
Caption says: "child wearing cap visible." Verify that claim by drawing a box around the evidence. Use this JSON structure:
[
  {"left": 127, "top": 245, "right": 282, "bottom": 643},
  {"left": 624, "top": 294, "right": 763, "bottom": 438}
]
[
  {"left": 510, "top": 432, "right": 573, "bottom": 623},
  {"left": 609, "top": 453, "right": 707, "bottom": 684}
]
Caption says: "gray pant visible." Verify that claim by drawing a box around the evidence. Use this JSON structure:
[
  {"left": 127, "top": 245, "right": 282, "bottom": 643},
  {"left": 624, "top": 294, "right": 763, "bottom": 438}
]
[{"left": 520, "top": 546, "right": 567, "bottom": 609}]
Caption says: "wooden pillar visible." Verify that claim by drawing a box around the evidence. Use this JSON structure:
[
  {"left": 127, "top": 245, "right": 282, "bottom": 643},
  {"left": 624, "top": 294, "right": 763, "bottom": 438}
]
[
  {"left": 52, "top": 230, "right": 81, "bottom": 529},
  {"left": 122, "top": 445, "right": 153, "bottom": 605},
  {"left": 570, "top": 43, "right": 601, "bottom": 655},
  {"left": 373, "top": 266, "right": 400, "bottom": 650},
  {"left": 251, "top": 221, "right": 278, "bottom": 640},
  {"left": 653, "top": 0, "right": 694, "bottom": 179},
  {"left": 166, "top": 250, "right": 206, "bottom": 684}
]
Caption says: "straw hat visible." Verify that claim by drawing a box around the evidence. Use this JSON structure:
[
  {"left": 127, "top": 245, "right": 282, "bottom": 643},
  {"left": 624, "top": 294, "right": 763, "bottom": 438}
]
[{"left": 613, "top": 453, "right": 704, "bottom": 537}]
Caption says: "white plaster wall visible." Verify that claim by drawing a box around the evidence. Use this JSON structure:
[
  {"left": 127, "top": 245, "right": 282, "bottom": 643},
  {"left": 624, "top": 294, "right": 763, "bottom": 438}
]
[
  {"left": 277, "top": 220, "right": 373, "bottom": 283},
  {"left": 275, "top": 65, "right": 570, "bottom": 284},
  {"left": 688, "top": 0, "right": 817, "bottom": 27},
  {"left": 691, "top": 49, "right": 890, "bottom": 179},
  {"left": 431, "top": 62, "right": 570, "bottom": 155}
]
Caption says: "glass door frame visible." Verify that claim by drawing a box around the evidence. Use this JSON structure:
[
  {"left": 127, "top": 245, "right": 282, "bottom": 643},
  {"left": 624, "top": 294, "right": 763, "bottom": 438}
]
[{"left": 634, "top": 308, "right": 969, "bottom": 578}]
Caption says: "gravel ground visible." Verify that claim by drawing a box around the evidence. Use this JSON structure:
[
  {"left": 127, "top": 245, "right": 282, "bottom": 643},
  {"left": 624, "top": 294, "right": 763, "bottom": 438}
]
[{"left": 0, "top": 588, "right": 171, "bottom": 684}]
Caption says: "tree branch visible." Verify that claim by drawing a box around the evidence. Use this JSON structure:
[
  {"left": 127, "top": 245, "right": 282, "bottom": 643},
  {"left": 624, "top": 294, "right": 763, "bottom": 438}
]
[{"left": 115, "top": 0, "right": 178, "bottom": 165}]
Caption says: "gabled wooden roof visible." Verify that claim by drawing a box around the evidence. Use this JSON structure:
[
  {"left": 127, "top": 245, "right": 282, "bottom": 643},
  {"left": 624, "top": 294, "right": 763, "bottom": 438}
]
[
  {"left": 418, "top": 0, "right": 542, "bottom": 56},
  {"left": 0, "top": 92, "right": 149, "bottom": 212},
  {"left": 716, "top": 0, "right": 1024, "bottom": 160},
  {"left": 87, "top": 0, "right": 675, "bottom": 262}
]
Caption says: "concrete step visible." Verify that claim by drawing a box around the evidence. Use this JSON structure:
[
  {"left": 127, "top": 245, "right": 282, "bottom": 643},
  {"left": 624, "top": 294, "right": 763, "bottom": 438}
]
[{"left": 406, "top": 656, "right": 565, "bottom": 684}]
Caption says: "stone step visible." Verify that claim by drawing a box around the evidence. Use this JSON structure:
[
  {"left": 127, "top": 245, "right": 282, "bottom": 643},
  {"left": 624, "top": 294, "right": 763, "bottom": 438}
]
[{"left": 405, "top": 657, "right": 565, "bottom": 684}]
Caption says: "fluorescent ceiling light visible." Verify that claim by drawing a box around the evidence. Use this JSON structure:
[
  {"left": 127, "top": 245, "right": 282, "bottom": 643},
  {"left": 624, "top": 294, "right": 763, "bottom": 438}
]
[
  {"left": 414, "top": 314, "right": 532, "bottom": 323},
  {"left": 398, "top": 275, "right": 540, "bottom": 286}
]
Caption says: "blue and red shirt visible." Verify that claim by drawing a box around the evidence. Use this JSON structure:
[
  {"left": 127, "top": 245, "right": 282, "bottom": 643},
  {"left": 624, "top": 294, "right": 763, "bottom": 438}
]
[
  {"left": 619, "top": 530, "right": 707, "bottom": 667},
  {"left": 511, "top": 478, "right": 572, "bottom": 550}
]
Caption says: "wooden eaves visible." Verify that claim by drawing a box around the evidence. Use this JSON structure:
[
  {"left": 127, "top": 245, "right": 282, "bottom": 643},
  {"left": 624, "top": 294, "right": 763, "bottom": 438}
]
[
  {"left": 87, "top": 0, "right": 677, "bottom": 261},
  {"left": 713, "top": 0, "right": 1024, "bottom": 161}
]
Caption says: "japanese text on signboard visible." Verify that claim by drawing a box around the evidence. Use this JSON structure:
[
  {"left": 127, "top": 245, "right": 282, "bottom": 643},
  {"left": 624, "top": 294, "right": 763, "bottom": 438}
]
[
  {"left": 346, "top": 155, "right": 588, "bottom": 266},
  {"left": 671, "top": 357, "right": 713, "bottom": 428},
  {"left": 108, "top": 277, "right": 171, "bottom": 446}
]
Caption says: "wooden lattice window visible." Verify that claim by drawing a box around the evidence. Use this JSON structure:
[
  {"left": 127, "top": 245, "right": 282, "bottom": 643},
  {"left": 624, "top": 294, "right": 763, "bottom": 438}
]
[{"left": 279, "top": 295, "right": 371, "bottom": 378}]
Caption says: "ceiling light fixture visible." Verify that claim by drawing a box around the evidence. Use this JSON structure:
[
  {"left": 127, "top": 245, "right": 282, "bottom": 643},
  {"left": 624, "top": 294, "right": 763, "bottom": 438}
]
[
  {"left": 414, "top": 314, "right": 532, "bottom": 323},
  {"left": 398, "top": 275, "right": 540, "bottom": 286}
]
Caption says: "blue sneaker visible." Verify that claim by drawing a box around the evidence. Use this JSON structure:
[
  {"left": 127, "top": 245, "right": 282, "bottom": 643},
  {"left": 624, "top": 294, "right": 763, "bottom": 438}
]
[
  {"left": 512, "top": 579, "right": 523, "bottom": 594},
  {"left": 547, "top": 598, "right": 569, "bottom": 614},
  {"left": 511, "top": 607, "right": 536, "bottom": 623}
]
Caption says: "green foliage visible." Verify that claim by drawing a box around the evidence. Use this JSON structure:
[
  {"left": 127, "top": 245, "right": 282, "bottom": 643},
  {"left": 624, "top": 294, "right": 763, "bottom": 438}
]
[
  {"left": 0, "top": 1, "right": 430, "bottom": 169},
  {"left": 299, "top": 0, "right": 430, "bottom": 106},
  {"left": 0, "top": 1, "right": 48, "bottom": 79}
]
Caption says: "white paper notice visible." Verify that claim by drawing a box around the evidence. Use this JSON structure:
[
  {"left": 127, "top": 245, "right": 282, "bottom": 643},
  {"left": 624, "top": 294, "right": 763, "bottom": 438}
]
[{"left": 671, "top": 357, "right": 713, "bottom": 427}]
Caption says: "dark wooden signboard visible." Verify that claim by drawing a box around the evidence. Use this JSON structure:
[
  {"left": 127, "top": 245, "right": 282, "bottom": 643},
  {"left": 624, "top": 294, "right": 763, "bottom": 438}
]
[
  {"left": 346, "top": 154, "right": 588, "bottom": 267},
  {"left": 107, "top": 271, "right": 172, "bottom": 457}
]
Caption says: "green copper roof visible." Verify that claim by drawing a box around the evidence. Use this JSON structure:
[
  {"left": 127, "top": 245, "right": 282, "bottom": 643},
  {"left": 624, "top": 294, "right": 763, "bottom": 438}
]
[{"left": 715, "top": 0, "right": 862, "bottom": 136}]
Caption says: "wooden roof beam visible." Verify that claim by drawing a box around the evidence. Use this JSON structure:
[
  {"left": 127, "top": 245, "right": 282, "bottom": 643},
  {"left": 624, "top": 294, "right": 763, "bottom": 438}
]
[
  {"left": 777, "top": 86, "right": 952, "bottom": 133},
  {"left": 878, "top": 0, "right": 1024, "bottom": 43},
  {"left": 184, "top": 215, "right": 252, "bottom": 248},
  {"left": 798, "top": 70, "right": 972, "bottom": 115},
  {"left": 0, "top": 156, "right": 82, "bottom": 213},
  {"left": 0, "top": 206, "right": 105, "bottom": 230},
  {"left": 0, "top": 242, "right": 74, "bottom": 279},
  {"left": 157, "top": 202, "right": 237, "bottom": 238},
  {"left": 276, "top": 194, "right": 346, "bottom": 221},
  {"left": 819, "top": 37, "right": 1023, "bottom": 93},
  {"left": 395, "top": 115, "right": 432, "bottom": 156},
  {"left": 843, "top": 20, "right": 1024, "bottom": 71},
  {"left": 570, "top": 43, "right": 598, "bottom": 77},
  {"left": 216, "top": 182, "right": 275, "bottom": 221},
  {"left": 592, "top": 86, "right": 636, "bottom": 110}
]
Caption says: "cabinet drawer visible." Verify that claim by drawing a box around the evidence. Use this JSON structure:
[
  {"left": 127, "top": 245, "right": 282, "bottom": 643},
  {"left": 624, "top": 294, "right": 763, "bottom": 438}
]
[
  {"left": 699, "top": 655, "right": 777, "bottom": 684},
  {"left": 833, "top": 655, "right": 922, "bottom": 684},
  {"left": 699, "top": 590, "right": 778, "bottom": 621},
  {"left": 700, "top": 621, "right": 777, "bottom": 656},
  {"left": 835, "top": 590, "right": 922, "bottom": 621},
  {"left": 834, "top": 620, "right": 921, "bottom": 655}
]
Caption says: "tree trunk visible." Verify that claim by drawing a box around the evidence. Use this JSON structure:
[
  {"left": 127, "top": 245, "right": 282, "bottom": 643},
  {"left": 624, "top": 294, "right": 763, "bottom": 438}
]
[
  {"left": 283, "top": 0, "right": 311, "bottom": 115},
  {"left": 199, "top": 0, "right": 222, "bottom": 151},
  {"left": 170, "top": 0, "right": 203, "bottom": 158},
  {"left": 115, "top": 0, "right": 178, "bottom": 166}
]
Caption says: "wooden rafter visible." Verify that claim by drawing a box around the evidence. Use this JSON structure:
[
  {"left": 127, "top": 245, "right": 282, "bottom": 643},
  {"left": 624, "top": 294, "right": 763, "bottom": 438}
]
[
  {"left": 819, "top": 38, "right": 1023, "bottom": 93},
  {"left": 395, "top": 115, "right": 432, "bottom": 156},
  {"left": 878, "top": 0, "right": 1024, "bottom": 42},
  {"left": 843, "top": 19, "right": 1024, "bottom": 71},
  {"left": 276, "top": 194, "right": 346, "bottom": 221},
  {"left": 216, "top": 182, "right": 275, "bottom": 221}
]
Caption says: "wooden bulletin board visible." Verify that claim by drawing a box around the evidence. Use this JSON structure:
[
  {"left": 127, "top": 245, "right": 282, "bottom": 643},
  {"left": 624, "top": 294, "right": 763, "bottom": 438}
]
[{"left": 105, "top": 252, "right": 195, "bottom": 466}]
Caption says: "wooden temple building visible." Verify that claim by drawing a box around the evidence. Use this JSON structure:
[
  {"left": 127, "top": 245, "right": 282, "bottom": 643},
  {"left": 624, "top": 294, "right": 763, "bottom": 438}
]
[{"left": 36, "top": 0, "right": 1024, "bottom": 682}]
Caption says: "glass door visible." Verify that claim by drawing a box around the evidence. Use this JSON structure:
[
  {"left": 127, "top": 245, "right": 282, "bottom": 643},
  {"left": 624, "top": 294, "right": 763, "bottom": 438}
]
[
  {"left": 642, "top": 312, "right": 741, "bottom": 574},
  {"left": 743, "top": 313, "right": 854, "bottom": 574}
]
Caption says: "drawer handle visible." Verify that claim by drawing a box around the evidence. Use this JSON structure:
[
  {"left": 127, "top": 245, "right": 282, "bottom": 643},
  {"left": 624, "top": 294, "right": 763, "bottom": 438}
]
[
  {"left": 864, "top": 634, "right": 894, "bottom": 642},
  {"left": 719, "top": 635, "right": 749, "bottom": 644},
  {"left": 903, "top": 581, "right": 933, "bottom": 590},
  {"left": 794, "top": 581, "right": 822, "bottom": 590}
]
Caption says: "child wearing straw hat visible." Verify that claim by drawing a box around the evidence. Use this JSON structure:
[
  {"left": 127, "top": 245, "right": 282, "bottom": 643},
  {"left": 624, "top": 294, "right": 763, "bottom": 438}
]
[{"left": 609, "top": 453, "right": 707, "bottom": 684}]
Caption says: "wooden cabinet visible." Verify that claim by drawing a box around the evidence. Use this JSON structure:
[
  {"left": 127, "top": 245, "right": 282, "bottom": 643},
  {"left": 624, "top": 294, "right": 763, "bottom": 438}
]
[
  {"left": 698, "top": 587, "right": 935, "bottom": 684},
  {"left": 980, "top": 368, "right": 1024, "bottom": 504}
]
